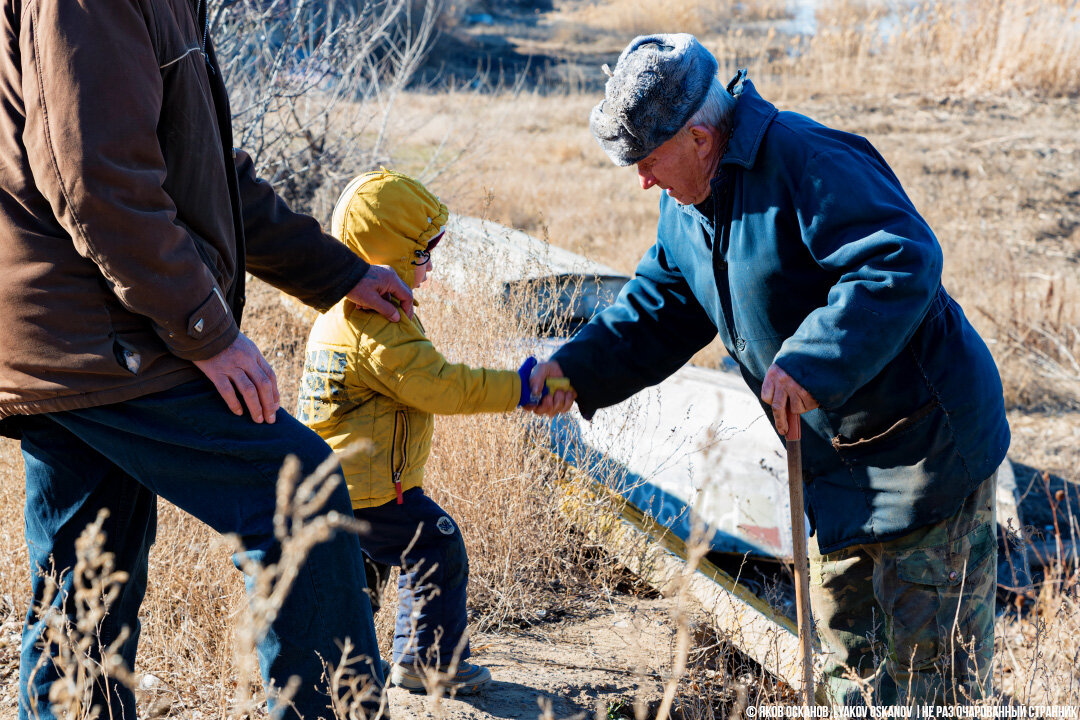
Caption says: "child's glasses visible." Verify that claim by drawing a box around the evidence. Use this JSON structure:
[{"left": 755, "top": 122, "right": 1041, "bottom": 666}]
[{"left": 411, "top": 230, "right": 445, "bottom": 266}]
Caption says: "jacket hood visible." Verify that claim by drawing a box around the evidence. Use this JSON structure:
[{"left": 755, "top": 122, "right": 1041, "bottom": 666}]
[{"left": 331, "top": 169, "right": 449, "bottom": 288}]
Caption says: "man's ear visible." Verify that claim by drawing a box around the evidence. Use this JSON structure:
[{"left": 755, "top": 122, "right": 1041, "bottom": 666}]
[{"left": 688, "top": 124, "right": 719, "bottom": 156}]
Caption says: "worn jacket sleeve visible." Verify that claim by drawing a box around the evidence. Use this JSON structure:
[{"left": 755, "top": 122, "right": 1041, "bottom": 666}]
[
  {"left": 354, "top": 312, "right": 520, "bottom": 414},
  {"left": 235, "top": 151, "right": 370, "bottom": 312},
  {"left": 552, "top": 238, "right": 717, "bottom": 420},
  {"left": 20, "top": 0, "right": 237, "bottom": 360},
  {"left": 774, "top": 145, "right": 943, "bottom": 409}
]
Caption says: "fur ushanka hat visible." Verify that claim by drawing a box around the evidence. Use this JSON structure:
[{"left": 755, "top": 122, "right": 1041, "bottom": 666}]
[{"left": 589, "top": 33, "right": 718, "bottom": 166}]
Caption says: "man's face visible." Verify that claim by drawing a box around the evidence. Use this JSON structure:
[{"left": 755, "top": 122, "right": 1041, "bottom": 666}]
[{"left": 635, "top": 127, "right": 715, "bottom": 205}]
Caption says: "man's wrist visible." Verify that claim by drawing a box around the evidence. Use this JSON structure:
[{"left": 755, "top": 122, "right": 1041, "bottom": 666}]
[{"left": 319, "top": 254, "right": 370, "bottom": 312}]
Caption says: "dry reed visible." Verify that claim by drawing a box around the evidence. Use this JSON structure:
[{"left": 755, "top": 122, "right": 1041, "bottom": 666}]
[{"left": 797, "top": 0, "right": 1080, "bottom": 98}]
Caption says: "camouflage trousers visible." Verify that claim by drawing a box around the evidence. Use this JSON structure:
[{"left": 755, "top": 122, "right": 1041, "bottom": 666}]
[{"left": 808, "top": 472, "right": 997, "bottom": 706}]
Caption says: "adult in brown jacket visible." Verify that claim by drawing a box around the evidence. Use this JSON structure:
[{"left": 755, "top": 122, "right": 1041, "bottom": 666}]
[{"left": 1, "top": 1, "right": 408, "bottom": 717}]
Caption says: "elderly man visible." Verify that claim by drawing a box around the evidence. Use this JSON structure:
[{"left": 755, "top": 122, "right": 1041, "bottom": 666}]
[
  {"left": 0, "top": 1, "right": 409, "bottom": 718},
  {"left": 531, "top": 34, "right": 1010, "bottom": 704}
]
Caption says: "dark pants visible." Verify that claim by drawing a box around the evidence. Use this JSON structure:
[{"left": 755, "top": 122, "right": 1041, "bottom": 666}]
[
  {"left": 18, "top": 379, "right": 384, "bottom": 720},
  {"left": 352, "top": 488, "right": 470, "bottom": 667}
]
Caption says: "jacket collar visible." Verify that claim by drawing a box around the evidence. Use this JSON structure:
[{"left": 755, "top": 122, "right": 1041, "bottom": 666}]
[
  {"left": 719, "top": 70, "right": 779, "bottom": 170},
  {"left": 669, "top": 195, "right": 715, "bottom": 242}
]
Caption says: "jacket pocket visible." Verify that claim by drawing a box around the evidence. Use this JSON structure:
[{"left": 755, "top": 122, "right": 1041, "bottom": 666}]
[
  {"left": 882, "top": 521, "right": 996, "bottom": 672},
  {"left": 828, "top": 400, "right": 948, "bottom": 470},
  {"left": 895, "top": 522, "right": 995, "bottom": 587},
  {"left": 831, "top": 401, "right": 937, "bottom": 454},
  {"left": 150, "top": 0, "right": 204, "bottom": 68},
  {"left": 112, "top": 337, "right": 142, "bottom": 375},
  {"left": 173, "top": 217, "right": 229, "bottom": 288}
]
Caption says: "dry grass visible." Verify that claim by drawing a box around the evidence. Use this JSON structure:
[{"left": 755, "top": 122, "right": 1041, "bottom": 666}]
[
  {"left": 1, "top": 0, "right": 1079, "bottom": 717},
  {"left": 798, "top": 0, "right": 1080, "bottom": 98}
]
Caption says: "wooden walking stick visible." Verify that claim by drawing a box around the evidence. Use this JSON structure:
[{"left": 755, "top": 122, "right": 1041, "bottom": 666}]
[{"left": 786, "top": 407, "right": 815, "bottom": 706}]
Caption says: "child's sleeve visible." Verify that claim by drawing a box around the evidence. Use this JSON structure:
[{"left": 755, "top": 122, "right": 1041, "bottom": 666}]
[{"left": 353, "top": 314, "right": 521, "bottom": 415}]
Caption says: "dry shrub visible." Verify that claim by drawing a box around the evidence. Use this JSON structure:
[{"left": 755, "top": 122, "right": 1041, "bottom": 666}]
[
  {"left": 213, "top": 0, "right": 445, "bottom": 223},
  {"left": 227, "top": 454, "right": 381, "bottom": 716},
  {"left": 996, "top": 482, "right": 1080, "bottom": 705},
  {"left": 669, "top": 620, "right": 795, "bottom": 719},
  {"left": 997, "top": 574, "right": 1080, "bottom": 705},
  {"left": 5, "top": 450, "right": 386, "bottom": 719},
  {"left": 132, "top": 503, "right": 246, "bottom": 715},
  {"left": 979, "top": 274, "right": 1080, "bottom": 412},
  {"left": 22, "top": 510, "right": 136, "bottom": 720}
]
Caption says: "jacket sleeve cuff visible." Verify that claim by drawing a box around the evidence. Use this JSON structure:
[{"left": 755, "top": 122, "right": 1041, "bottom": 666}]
[
  {"left": 310, "top": 257, "right": 371, "bottom": 313},
  {"left": 157, "top": 286, "right": 240, "bottom": 360},
  {"left": 551, "top": 347, "right": 598, "bottom": 421}
]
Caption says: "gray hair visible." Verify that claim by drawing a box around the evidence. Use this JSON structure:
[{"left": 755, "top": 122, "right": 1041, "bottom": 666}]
[{"left": 685, "top": 77, "right": 736, "bottom": 136}]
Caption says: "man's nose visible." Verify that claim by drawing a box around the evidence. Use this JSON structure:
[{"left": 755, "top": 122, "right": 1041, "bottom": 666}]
[{"left": 637, "top": 167, "right": 656, "bottom": 190}]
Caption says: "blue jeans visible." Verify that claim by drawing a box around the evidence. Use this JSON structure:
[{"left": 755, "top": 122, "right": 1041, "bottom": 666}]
[
  {"left": 18, "top": 379, "right": 384, "bottom": 720},
  {"left": 352, "top": 489, "right": 469, "bottom": 667}
]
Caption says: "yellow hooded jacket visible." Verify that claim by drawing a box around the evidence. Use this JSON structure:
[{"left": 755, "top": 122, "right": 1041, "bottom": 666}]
[{"left": 296, "top": 170, "right": 521, "bottom": 509}]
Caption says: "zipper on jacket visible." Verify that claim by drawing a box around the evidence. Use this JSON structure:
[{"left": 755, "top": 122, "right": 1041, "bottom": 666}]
[{"left": 391, "top": 410, "right": 408, "bottom": 504}]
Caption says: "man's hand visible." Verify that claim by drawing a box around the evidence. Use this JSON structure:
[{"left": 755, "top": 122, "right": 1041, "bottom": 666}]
[
  {"left": 761, "top": 363, "right": 819, "bottom": 436},
  {"left": 346, "top": 264, "right": 414, "bottom": 322},
  {"left": 528, "top": 360, "right": 576, "bottom": 416},
  {"left": 193, "top": 332, "right": 280, "bottom": 424}
]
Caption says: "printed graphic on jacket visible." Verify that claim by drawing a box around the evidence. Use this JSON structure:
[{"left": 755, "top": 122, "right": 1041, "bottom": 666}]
[{"left": 297, "top": 349, "right": 348, "bottom": 424}]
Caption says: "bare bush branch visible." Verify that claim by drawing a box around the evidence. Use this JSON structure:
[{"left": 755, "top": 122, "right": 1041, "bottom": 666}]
[{"left": 211, "top": 0, "right": 444, "bottom": 221}]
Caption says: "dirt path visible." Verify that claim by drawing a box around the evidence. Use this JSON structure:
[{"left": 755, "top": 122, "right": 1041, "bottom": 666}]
[{"left": 385, "top": 596, "right": 678, "bottom": 719}]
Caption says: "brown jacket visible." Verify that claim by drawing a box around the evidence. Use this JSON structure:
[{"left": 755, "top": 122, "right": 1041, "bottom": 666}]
[{"left": 0, "top": 0, "right": 368, "bottom": 423}]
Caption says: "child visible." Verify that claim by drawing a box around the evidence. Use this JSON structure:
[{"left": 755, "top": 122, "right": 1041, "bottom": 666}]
[{"left": 296, "top": 169, "right": 538, "bottom": 694}]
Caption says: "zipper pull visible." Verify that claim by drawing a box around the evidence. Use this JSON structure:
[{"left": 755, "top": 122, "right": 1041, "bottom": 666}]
[{"left": 393, "top": 471, "right": 403, "bottom": 505}]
